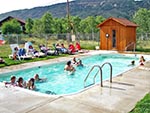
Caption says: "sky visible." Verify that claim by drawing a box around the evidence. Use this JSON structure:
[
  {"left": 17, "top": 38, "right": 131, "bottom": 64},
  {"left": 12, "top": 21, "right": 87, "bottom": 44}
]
[{"left": 0, "top": 0, "right": 73, "bottom": 14}]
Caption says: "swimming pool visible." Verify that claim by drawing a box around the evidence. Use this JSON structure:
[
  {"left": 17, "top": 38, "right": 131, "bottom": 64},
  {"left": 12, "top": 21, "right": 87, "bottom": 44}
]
[{"left": 0, "top": 53, "right": 139, "bottom": 95}]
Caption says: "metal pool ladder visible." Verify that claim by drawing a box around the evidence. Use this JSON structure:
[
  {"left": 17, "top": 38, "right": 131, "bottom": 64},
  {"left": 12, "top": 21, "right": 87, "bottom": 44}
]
[{"left": 84, "top": 62, "right": 112, "bottom": 88}]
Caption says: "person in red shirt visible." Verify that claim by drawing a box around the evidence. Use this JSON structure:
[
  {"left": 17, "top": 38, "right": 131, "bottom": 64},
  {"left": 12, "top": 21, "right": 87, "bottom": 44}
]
[
  {"left": 68, "top": 43, "right": 76, "bottom": 53},
  {"left": 75, "top": 42, "right": 81, "bottom": 51}
]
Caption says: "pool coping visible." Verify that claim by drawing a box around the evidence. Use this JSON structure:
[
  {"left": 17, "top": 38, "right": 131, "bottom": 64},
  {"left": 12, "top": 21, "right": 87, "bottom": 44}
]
[{"left": 0, "top": 50, "right": 150, "bottom": 113}]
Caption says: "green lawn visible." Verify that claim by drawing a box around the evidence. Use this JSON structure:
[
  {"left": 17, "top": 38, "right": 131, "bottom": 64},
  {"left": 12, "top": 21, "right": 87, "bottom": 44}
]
[
  {"left": 0, "top": 43, "right": 69, "bottom": 68},
  {"left": 129, "top": 93, "right": 150, "bottom": 113},
  {"left": 0, "top": 38, "right": 98, "bottom": 68}
]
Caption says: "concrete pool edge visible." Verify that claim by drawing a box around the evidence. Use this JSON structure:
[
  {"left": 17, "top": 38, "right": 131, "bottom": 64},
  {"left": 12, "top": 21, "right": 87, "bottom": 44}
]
[{"left": 0, "top": 50, "right": 150, "bottom": 113}]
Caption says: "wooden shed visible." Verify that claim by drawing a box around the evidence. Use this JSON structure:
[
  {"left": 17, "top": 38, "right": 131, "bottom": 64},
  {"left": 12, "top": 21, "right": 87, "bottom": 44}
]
[{"left": 97, "top": 17, "right": 138, "bottom": 51}]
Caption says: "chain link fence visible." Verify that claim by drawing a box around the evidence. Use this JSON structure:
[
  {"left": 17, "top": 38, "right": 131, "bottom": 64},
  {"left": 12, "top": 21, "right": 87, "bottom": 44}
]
[
  {"left": 1, "top": 33, "right": 100, "bottom": 50},
  {"left": 136, "top": 33, "right": 150, "bottom": 50},
  {"left": 1, "top": 32, "right": 150, "bottom": 50}
]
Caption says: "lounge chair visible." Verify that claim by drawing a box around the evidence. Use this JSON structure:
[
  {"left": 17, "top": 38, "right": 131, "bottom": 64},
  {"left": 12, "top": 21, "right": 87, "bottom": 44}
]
[
  {"left": 53, "top": 43, "right": 70, "bottom": 54},
  {"left": 25, "top": 42, "right": 46, "bottom": 57},
  {"left": 39, "top": 44, "right": 58, "bottom": 56},
  {"left": 9, "top": 44, "right": 32, "bottom": 60}
]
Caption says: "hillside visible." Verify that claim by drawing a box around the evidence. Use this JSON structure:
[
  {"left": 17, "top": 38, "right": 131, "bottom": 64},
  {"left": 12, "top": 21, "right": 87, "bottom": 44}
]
[{"left": 0, "top": 0, "right": 150, "bottom": 20}]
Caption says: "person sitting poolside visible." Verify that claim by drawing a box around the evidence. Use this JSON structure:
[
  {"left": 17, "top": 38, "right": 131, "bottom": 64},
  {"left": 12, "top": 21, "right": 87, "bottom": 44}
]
[
  {"left": 60, "top": 43, "right": 68, "bottom": 54},
  {"left": 13, "top": 47, "right": 19, "bottom": 60},
  {"left": 68, "top": 43, "right": 76, "bottom": 54},
  {"left": 39, "top": 44, "right": 50, "bottom": 53},
  {"left": 64, "top": 61, "right": 76, "bottom": 72},
  {"left": 28, "top": 45, "right": 39, "bottom": 57},
  {"left": 75, "top": 42, "right": 81, "bottom": 51},
  {"left": 4, "top": 76, "right": 17, "bottom": 87},
  {"left": 34, "top": 74, "right": 47, "bottom": 83}
]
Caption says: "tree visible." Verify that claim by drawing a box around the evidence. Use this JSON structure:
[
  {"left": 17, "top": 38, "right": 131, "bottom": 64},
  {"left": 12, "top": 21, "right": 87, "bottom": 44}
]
[
  {"left": 1, "top": 19, "right": 22, "bottom": 34},
  {"left": 79, "top": 16, "right": 96, "bottom": 33},
  {"left": 71, "top": 16, "right": 81, "bottom": 33},
  {"left": 95, "top": 16, "right": 105, "bottom": 32},
  {"left": 59, "top": 17, "right": 68, "bottom": 33},
  {"left": 53, "top": 18, "right": 63, "bottom": 34},
  {"left": 25, "top": 18, "right": 34, "bottom": 34},
  {"left": 79, "top": 19, "right": 87, "bottom": 33},
  {"left": 132, "top": 8, "right": 150, "bottom": 33},
  {"left": 32, "top": 19, "right": 43, "bottom": 35},
  {"left": 41, "top": 12, "right": 54, "bottom": 34}
]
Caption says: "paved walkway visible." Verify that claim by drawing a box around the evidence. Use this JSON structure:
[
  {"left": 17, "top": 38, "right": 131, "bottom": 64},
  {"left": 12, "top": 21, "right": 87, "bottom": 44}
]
[{"left": 0, "top": 51, "right": 150, "bottom": 113}]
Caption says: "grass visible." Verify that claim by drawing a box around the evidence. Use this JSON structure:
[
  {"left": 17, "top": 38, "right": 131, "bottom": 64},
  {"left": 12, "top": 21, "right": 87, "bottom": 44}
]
[
  {"left": 129, "top": 93, "right": 150, "bottom": 113},
  {"left": 136, "top": 40, "right": 150, "bottom": 52},
  {"left": 0, "top": 42, "right": 70, "bottom": 68},
  {"left": 0, "top": 39, "right": 98, "bottom": 68},
  {"left": 0, "top": 54, "right": 69, "bottom": 68}
]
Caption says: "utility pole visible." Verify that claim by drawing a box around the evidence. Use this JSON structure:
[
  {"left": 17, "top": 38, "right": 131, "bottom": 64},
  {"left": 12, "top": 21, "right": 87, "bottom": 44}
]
[
  {"left": 67, "top": 0, "right": 70, "bottom": 26},
  {"left": 66, "top": 0, "right": 74, "bottom": 43},
  {"left": 66, "top": 0, "right": 73, "bottom": 33},
  {"left": 66, "top": 0, "right": 71, "bottom": 44}
]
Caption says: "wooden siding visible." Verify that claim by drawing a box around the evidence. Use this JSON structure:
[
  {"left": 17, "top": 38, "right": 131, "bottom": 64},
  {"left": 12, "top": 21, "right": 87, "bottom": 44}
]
[{"left": 99, "top": 18, "right": 137, "bottom": 51}]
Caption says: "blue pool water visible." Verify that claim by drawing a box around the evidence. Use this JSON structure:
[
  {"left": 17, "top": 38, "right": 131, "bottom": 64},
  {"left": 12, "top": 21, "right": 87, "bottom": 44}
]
[{"left": 0, "top": 54, "right": 138, "bottom": 95}]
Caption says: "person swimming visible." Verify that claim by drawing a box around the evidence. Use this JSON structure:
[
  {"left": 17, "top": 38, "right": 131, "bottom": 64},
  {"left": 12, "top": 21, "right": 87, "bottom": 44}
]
[
  {"left": 64, "top": 61, "right": 76, "bottom": 72},
  {"left": 128, "top": 60, "right": 135, "bottom": 66},
  {"left": 34, "top": 74, "right": 47, "bottom": 82},
  {"left": 26, "top": 78, "right": 36, "bottom": 90},
  {"left": 72, "top": 57, "right": 77, "bottom": 64},
  {"left": 17, "top": 77, "right": 27, "bottom": 88},
  {"left": 139, "top": 56, "right": 145, "bottom": 66},
  {"left": 76, "top": 59, "right": 84, "bottom": 67},
  {"left": 4, "top": 75, "right": 17, "bottom": 87}
]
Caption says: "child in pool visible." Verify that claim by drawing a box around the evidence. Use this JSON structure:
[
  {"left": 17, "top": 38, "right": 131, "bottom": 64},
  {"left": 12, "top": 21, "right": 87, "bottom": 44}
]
[
  {"left": 139, "top": 56, "right": 145, "bottom": 66},
  {"left": 64, "top": 61, "right": 76, "bottom": 72},
  {"left": 4, "top": 76, "right": 17, "bottom": 87},
  {"left": 26, "top": 78, "right": 36, "bottom": 90},
  {"left": 34, "top": 74, "right": 47, "bottom": 82}
]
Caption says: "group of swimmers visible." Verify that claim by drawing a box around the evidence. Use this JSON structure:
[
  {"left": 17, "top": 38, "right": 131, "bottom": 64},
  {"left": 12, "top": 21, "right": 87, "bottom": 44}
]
[
  {"left": 129, "top": 55, "right": 146, "bottom": 66},
  {"left": 4, "top": 74, "right": 47, "bottom": 90},
  {"left": 64, "top": 57, "right": 84, "bottom": 73}
]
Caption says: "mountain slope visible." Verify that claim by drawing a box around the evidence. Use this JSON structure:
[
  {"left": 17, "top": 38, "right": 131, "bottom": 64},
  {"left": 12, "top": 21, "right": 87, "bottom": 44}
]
[{"left": 0, "top": 0, "right": 150, "bottom": 20}]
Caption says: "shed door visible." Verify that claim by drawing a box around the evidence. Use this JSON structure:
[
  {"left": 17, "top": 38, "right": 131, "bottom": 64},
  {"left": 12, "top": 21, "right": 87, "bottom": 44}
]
[{"left": 112, "top": 30, "right": 116, "bottom": 48}]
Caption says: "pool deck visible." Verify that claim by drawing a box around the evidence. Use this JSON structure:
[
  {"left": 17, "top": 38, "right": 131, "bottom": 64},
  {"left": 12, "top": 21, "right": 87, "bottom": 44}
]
[{"left": 0, "top": 51, "right": 150, "bottom": 113}]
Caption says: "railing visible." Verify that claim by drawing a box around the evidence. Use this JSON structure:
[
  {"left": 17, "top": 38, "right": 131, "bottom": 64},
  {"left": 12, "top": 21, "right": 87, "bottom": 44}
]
[
  {"left": 84, "top": 62, "right": 113, "bottom": 88},
  {"left": 84, "top": 65, "right": 102, "bottom": 88},
  {"left": 125, "top": 42, "right": 135, "bottom": 52},
  {"left": 101, "top": 62, "right": 112, "bottom": 83}
]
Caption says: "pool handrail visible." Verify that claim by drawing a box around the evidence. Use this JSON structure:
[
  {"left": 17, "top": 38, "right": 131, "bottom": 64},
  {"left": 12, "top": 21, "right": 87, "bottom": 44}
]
[
  {"left": 101, "top": 62, "right": 113, "bottom": 83},
  {"left": 84, "top": 62, "right": 112, "bottom": 88},
  {"left": 84, "top": 65, "right": 103, "bottom": 88}
]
